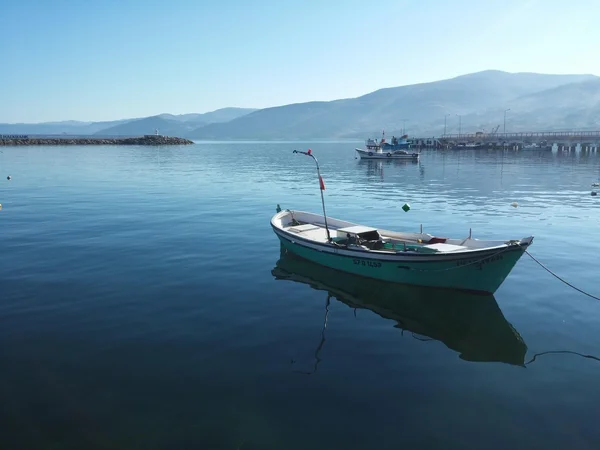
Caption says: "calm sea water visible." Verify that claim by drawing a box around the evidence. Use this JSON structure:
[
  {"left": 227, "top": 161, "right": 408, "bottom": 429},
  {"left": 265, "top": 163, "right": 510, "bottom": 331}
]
[{"left": 1, "top": 142, "right": 600, "bottom": 449}]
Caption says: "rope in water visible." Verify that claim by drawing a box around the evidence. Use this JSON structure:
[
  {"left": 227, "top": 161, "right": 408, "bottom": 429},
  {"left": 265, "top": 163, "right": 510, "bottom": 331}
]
[
  {"left": 525, "top": 350, "right": 600, "bottom": 366},
  {"left": 525, "top": 250, "right": 600, "bottom": 301},
  {"left": 411, "top": 246, "right": 599, "bottom": 300}
]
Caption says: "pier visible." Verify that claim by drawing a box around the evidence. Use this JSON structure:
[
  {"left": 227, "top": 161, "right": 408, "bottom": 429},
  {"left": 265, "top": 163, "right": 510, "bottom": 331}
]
[{"left": 411, "top": 130, "right": 600, "bottom": 151}]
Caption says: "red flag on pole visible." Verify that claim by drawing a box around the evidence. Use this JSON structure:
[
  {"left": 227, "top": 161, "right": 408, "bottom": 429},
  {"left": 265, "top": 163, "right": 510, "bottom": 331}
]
[{"left": 319, "top": 175, "right": 326, "bottom": 190}]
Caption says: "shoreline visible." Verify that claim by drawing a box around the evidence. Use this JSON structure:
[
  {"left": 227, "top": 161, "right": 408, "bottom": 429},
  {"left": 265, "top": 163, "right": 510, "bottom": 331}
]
[{"left": 0, "top": 135, "right": 194, "bottom": 146}]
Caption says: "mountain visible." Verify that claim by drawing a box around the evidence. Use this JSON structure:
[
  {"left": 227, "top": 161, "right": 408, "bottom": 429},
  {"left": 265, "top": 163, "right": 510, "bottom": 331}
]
[
  {"left": 188, "top": 71, "right": 599, "bottom": 139},
  {"left": 95, "top": 107, "right": 258, "bottom": 136},
  {"left": 3, "top": 71, "right": 599, "bottom": 139},
  {"left": 502, "top": 78, "right": 600, "bottom": 131},
  {"left": 193, "top": 107, "right": 258, "bottom": 124},
  {"left": 90, "top": 115, "right": 198, "bottom": 137},
  {"left": 154, "top": 108, "right": 257, "bottom": 123},
  {"left": 0, "top": 119, "right": 131, "bottom": 135},
  {"left": 0, "top": 108, "right": 256, "bottom": 136},
  {"left": 95, "top": 107, "right": 257, "bottom": 136},
  {"left": 419, "top": 78, "right": 600, "bottom": 135}
]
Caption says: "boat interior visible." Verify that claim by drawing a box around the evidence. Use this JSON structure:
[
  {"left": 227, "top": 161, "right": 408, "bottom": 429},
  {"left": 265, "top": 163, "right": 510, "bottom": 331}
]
[{"left": 276, "top": 210, "right": 507, "bottom": 255}]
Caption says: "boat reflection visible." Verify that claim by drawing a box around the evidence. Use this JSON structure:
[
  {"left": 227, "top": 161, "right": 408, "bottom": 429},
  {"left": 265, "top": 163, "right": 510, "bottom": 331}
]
[
  {"left": 272, "top": 247, "right": 528, "bottom": 368},
  {"left": 357, "top": 159, "right": 424, "bottom": 180},
  {"left": 358, "top": 159, "right": 420, "bottom": 169}
]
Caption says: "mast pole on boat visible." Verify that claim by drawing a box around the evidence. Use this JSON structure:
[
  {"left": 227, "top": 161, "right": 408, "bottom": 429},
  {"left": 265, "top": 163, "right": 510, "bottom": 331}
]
[{"left": 293, "top": 149, "right": 331, "bottom": 242}]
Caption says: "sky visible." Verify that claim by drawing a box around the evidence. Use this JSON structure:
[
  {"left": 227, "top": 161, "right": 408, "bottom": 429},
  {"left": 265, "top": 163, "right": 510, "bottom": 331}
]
[{"left": 1, "top": 0, "right": 598, "bottom": 123}]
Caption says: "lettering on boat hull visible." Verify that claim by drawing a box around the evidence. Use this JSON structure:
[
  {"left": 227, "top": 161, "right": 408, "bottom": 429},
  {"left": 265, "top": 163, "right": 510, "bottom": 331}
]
[
  {"left": 456, "top": 253, "right": 505, "bottom": 270},
  {"left": 353, "top": 258, "right": 382, "bottom": 268}
]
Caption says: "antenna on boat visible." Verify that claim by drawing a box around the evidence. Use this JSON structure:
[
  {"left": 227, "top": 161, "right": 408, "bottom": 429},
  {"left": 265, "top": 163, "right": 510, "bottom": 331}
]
[{"left": 293, "top": 149, "right": 331, "bottom": 242}]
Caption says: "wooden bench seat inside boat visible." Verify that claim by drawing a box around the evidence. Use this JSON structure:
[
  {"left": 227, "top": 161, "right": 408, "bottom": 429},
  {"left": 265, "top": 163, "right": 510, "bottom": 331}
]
[
  {"left": 287, "top": 224, "right": 321, "bottom": 233},
  {"left": 286, "top": 223, "right": 332, "bottom": 242}
]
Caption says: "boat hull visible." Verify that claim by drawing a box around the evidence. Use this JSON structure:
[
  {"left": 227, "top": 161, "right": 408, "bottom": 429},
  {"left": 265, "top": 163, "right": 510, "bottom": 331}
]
[
  {"left": 274, "top": 229, "right": 528, "bottom": 294},
  {"left": 355, "top": 148, "right": 420, "bottom": 160}
]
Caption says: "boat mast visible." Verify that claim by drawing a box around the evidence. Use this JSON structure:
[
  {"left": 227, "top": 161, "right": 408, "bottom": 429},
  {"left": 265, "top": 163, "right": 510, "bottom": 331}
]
[{"left": 293, "top": 149, "right": 331, "bottom": 242}]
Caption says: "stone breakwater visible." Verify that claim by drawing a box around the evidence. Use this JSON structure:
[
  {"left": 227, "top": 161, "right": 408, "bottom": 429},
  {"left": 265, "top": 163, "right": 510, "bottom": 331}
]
[{"left": 0, "top": 135, "right": 194, "bottom": 146}]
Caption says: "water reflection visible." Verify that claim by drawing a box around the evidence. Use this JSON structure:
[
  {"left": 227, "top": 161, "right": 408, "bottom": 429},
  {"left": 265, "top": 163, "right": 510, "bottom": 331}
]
[
  {"left": 272, "top": 247, "right": 528, "bottom": 368},
  {"left": 355, "top": 159, "right": 426, "bottom": 183}
]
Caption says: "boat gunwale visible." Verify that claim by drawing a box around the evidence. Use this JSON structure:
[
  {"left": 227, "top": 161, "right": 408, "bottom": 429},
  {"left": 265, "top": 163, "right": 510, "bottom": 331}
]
[
  {"left": 270, "top": 211, "right": 532, "bottom": 263},
  {"left": 272, "top": 227, "right": 528, "bottom": 263}
]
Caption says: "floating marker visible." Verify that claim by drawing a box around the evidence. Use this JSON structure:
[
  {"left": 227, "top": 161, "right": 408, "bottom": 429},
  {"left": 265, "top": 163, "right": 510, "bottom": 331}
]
[
  {"left": 402, "top": 203, "right": 411, "bottom": 212},
  {"left": 511, "top": 202, "right": 518, "bottom": 208},
  {"left": 6, "top": 175, "right": 10, "bottom": 181}
]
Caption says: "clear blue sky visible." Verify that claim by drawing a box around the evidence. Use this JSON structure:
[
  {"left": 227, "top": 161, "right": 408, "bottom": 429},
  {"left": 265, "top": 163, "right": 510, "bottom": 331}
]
[{"left": 1, "top": 0, "right": 598, "bottom": 123}]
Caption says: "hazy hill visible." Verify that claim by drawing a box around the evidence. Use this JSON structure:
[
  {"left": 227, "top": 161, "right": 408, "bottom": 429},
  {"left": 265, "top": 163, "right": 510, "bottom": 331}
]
[
  {"left": 189, "top": 71, "right": 598, "bottom": 139},
  {"left": 195, "top": 107, "right": 258, "bottom": 123},
  {"left": 429, "top": 78, "right": 600, "bottom": 135},
  {"left": 90, "top": 115, "right": 197, "bottom": 137},
  {"left": 0, "top": 108, "right": 256, "bottom": 136},
  {"left": 95, "top": 107, "right": 257, "bottom": 136},
  {"left": 2, "top": 71, "right": 598, "bottom": 139},
  {"left": 0, "top": 119, "right": 131, "bottom": 135},
  {"left": 505, "top": 78, "right": 600, "bottom": 131}
]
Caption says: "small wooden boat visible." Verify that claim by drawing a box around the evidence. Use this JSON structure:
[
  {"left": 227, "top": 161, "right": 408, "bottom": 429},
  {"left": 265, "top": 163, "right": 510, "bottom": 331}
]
[{"left": 272, "top": 149, "right": 534, "bottom": 294}]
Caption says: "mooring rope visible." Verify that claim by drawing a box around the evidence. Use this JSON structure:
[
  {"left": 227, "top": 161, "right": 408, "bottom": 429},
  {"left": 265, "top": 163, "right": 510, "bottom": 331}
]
[
  {"left": 525, "top": 250, "right": 600, "bottom": 301},
  {"left": 413, "top": 247, "right": 600, "bottom": 300},
  {"left": 525, "top": 350, "right": 600, "bottom": 366}
]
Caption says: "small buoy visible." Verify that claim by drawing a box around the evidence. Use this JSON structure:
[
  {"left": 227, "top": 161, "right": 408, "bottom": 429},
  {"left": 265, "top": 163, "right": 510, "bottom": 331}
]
[
  {"left": 511, "top": 202, "right": 518, "bottom": 208},
  {"left": 6, "top": 175, "right": 11, "bottom": 181},
  {"left": 402, "top": 203, "right": 411, "bottom": 212},
  {"left": 592, "top": 191, "right": 597, "bottom": 196}
]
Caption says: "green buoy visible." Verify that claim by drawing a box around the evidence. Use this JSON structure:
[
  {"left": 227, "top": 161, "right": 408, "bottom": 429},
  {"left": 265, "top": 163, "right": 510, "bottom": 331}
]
[{"left": 402, "top": 203, "right": 411, "bottom": 212}]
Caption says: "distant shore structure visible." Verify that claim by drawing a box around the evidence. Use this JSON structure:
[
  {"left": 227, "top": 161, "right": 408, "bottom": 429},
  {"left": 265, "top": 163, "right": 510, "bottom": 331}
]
[
  {"left": 144, "top": 128, "right": 161, "bottom": 138},
  {"left": 409, "top": 130, "right": 600, "bottom": 151},
  {"left": 0, "top": 134, "right": 193, "bottom": 146}
]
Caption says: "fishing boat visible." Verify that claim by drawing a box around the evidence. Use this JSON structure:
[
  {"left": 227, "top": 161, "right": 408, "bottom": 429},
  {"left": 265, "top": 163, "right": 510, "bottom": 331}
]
[
  {"left": 272, "top": 248, "right": 527, "bottom": 366},
  {"left": 271, "top": 149, "right": 534, "bottom": 294},
  {"left": 355, "top": 132, "right": 420, "bottom": 160}
]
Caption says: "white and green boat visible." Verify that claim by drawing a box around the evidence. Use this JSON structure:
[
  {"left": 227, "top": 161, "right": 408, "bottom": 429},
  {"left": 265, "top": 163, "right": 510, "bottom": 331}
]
[{"left": 271, "top": 149, "right": 534, "bottom": 294}]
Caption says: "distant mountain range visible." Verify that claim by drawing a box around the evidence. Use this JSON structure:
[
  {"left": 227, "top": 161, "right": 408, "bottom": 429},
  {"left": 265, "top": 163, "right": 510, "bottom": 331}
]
[
  {"left": 0, "top": 107, "right": 257, "bottom": 137},
  {"left": 2, "top": 71, "right": 599, "bottom": 139},
  {"left": 188, "top": 71, "right": 600, "bottom": 139}
]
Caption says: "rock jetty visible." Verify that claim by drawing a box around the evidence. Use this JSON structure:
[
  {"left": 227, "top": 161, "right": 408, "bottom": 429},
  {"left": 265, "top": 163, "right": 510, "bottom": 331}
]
[{"left": 0, "top": 135, "right": 194, "bottom": 146}]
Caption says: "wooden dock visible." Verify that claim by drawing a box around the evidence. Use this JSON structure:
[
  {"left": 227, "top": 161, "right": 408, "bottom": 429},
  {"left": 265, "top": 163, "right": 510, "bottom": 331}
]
[{"left": 411, "top": 130, "right": 600, "bottom": 150}]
